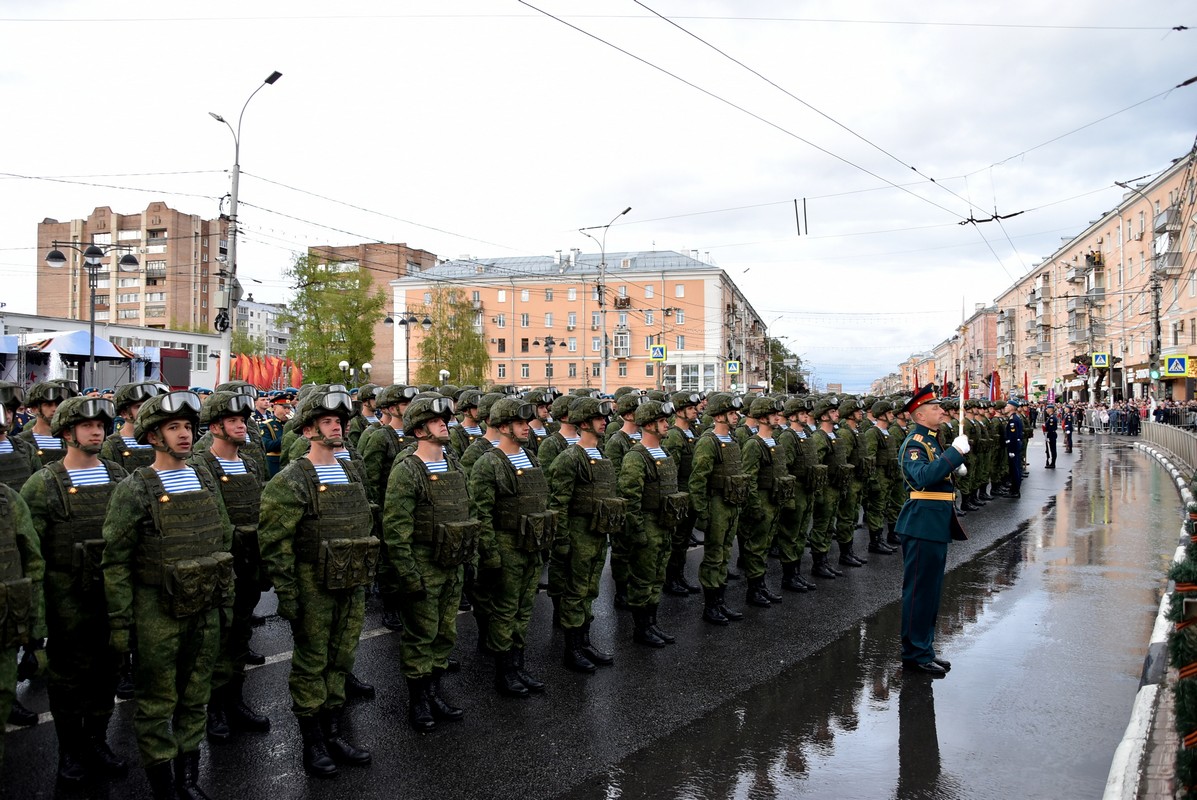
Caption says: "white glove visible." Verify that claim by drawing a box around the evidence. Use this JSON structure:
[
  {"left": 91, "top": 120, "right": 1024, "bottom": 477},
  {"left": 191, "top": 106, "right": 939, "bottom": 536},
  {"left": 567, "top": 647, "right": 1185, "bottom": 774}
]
[{"left": 951, "top": 434, "right": 970, "bottom": 455}]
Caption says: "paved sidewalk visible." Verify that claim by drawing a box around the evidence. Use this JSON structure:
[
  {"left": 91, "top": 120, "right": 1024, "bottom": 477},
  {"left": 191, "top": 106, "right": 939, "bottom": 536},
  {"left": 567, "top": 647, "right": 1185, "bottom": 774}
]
[{"left": 1140, "top": 676, "right": 1178, "bottom": 800}]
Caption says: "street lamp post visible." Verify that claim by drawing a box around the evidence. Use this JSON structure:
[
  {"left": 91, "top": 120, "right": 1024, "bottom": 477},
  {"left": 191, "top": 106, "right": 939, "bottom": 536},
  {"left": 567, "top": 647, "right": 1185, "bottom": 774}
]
[
  {"left": 45, "top": 242, "right": 139, "bottom": 387},
  {"left": 1116, "top": 180, "right": 1165, "bottom": 401},
  {"left": 209, "top": 70, "right": 282, "bottom": 385},
  {"left": 535, "top": 335, "right": 557, "bottom": 383},
  {"left": 579, "top": 206, "right": 631, "bottom": 394},
  {"left": 383, "top": 312, "right": 432, "bottom": 384}
]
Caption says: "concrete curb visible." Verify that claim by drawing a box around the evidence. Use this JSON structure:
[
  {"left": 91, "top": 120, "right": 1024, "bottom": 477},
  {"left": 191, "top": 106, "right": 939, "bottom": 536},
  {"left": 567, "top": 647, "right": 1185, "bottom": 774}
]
[{"left": 1103, "top": 442, "right": 1189, "bottom": 799}]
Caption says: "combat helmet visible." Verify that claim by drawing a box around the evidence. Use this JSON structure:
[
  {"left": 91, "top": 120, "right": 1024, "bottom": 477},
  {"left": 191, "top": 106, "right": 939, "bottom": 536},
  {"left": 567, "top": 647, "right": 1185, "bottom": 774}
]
[
  {"left": 27, "top": 380, "right": 78, "bottom": 407},
  {"left": 704, "top": 393, "right": 744, "bottom": 418},
  {"left": 871, "top": 400, "right": 893, "bottom": 417},
  {"left": 215, "top": 380, "right": 257, "bottom": 397},
  {"left": 50, "top": 395, "right": 116, "bottom": 438},
  {"left": 633, "top": 399, "right": 674, "bottom": 427},
  {"left": 549, "top": 393, "right": 573, "bottom": 422},
  {"left": 838, "top": 396, "right": 861, "bottom": 417},
  {"left": 671, "top": 391, "right": 702, "bottom": 411},
  {"left": 113, "top": 381, "right": 169, "bottom": 414},
  {"left": 782, "top": 397, "right": 807, "bottom": 418},
  {"left": 612, "top": 386, "right": 639, "bottom": 400},
  {"left": 568, "top": 396, "right": 614, "bottom": 425},
  {"left": 748, "top": 397, "right": 783, "bottom": 419},
  {"left": 615, "top": 392, "right": 648, "bottom": 418},
  {"left": 523, "top": 389, "right": 552, "bottom": 408},
  {"left": 356, "top": 383, "right": 380, "bottom": 404},
  {"left": 199, "top": 390, "right": 255, "bottom": 426},
  {"left": 646, "top": 389, "right": 667, "bottom": 402},
  {"left": 293, "top": 388, "right": 354, "bottom": 432},
  {"left": 489, "top": 398, "right": 536, "bottom": 427},
  {"left": 0, "top": 381, "right": 26, "bottom": 413},
  {"left": 457, "top": 389, "right": 483, "bottom": 412},
  {"left": 403, "top": 395, "right": 455, "bottom": 433},
  {"left": 375, "top": 384, "right": 420, "bottom": 410},
  {"left": 476, "top": 392, "right": 505, "bottom": 426},
  {"left": 133, "top": 390, "right": 202, "bottom": 445}
]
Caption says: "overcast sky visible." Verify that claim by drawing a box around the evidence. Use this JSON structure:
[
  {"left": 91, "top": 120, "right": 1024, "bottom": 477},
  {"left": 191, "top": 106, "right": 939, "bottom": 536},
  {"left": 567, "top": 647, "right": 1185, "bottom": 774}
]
[{"left": 1, "top": 0, "right": 1193, "bottom": 392}]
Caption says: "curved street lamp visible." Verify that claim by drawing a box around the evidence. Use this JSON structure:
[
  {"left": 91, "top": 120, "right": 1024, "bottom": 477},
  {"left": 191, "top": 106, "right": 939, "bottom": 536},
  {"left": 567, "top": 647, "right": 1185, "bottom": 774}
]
[
  {"left": 382, "top": 312, "right": 433, "bottom": 383},
  {"left": 579, "top": 206, "right": 631, "bottom": 393}
]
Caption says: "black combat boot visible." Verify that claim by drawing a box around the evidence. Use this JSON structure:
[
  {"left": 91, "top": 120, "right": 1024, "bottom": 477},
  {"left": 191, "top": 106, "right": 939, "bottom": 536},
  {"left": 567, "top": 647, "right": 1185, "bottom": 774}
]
[
  {"left": 381, "top": 596, "right": 404, "bottom": 632},
  {"left": 345, "top": 673, "right": 375, "bottom": 702},
  {"left": 632, "top": 607, "right": 666, "bottom": 648},
  {"left": 702, "top": 588, "right": 729, "bottom": 625},
  {"left": 116, "top": 653, "right": 135, "bottom": 700},
  {"left": 647, "top": 604, "right": 675, "bottom": 643},
  {"left": 746, "top": 577, "right": 771, "bottom": 608},
  {"left": 781, "top": 562, "right": 808, "bottom": 592},
  {"left": 321, "top": 707, "right": 372, "bottom": 766},
  {"left": 496, "top": 650, "right": 531, "bottom": 697},
  {"left": 298, "top": 714, "right": 338, "bottom": 777},
  {"left": 82, "top": 715, "right": 128, "bottom": 777},
  {"left": 8, "top": 698, "right": 37, "bottom": 726},
  {"left": 760, "top": 580, "right": 783, "bottom": 603},
  {"left": 961, "top": 492, "right": 980, "bottom": 511},
  {"left": 717, "top": 586, "right": 744, "bottom": 621},
  {"left": 677, "top": 568, "right": 702, "bottom": 594},
  {"left": 663, "top": 567, "right": 690, "bottom": 597},
  {"left": 954, "top": 497, "right": 968, "bottom": 516},
  {"left": 562, "top": 629, "right": 597, "bottom": 673},
  {"left": 613, "top": 583, "right": 630, "bottom": 610},
  {"left": 54, "top": 715, "right": 87, "bottom": 784},
  {"left": 972, "top": 489, "right": 987, "bottom": 506},
  {"left": 887, "top": 523, "right": 902, "bottom": 547},
  {"left": 205, "top": 686, "right": 231, "bottom": 743},
  {"left": 867, "top": 531, "right": 897, "bottom": 555},
  {"left": 224, "top": 681, "right": 271, "bottom": 733},
  {"left": 406, "top": 677, "right": 437, "bottom": 732},
  {"left": 146, "top": 762, "right": 176, "bottom": 800},
  {"left": 512, "top": 648, "right": 545, "bottom": 692},
  {"left": 426, "top": 668, "right": 464, "bottom": 721},
  {"left": 980, "top": 486, "right": 994, "bottom": 501},
  {"left": 173, "top": 750, "right": 211, "bottom": 800},
  {"left": 580, "top": 621, "right": 614, "bottom": 666},
  {"left": 245, "top": 648, "right": 266, "bottom": 666},
  {"left": 838, "top": 540, "right": 866, "bottom": 567},
  {"left": 551, "top": 596, "right": 562, "bottom": 629},
  {"left": 811, "top": 552, "right": 838, "bottom": 579}
]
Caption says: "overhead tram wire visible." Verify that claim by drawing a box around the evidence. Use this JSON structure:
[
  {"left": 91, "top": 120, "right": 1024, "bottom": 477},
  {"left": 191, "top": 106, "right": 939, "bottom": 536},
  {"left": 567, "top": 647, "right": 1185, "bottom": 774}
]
[{"left": 0, "top": 171, "right": 220, "bottom": 201}]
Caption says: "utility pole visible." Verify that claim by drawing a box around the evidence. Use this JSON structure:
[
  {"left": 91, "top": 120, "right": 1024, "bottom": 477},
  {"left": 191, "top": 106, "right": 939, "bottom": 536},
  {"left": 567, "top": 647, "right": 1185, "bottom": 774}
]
[{"left": 1151, "top": 272, "right": 1163, "bottom": 398}]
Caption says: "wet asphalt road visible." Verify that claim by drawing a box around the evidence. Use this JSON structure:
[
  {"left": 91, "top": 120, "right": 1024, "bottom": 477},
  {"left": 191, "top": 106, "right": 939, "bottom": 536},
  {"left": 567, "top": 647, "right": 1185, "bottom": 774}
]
[{"left": 1, "top": 433, "right": 1178, "bottom": 799}]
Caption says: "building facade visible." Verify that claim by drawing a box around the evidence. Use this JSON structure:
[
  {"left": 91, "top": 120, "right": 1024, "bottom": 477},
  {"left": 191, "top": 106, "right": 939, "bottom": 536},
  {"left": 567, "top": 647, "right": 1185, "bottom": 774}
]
[
  {"left": 37, "top": 201, "right": 229, "bottom": 332},
  {"left": 235, "top": 295, "right": 292, "bottom": 359},
  {"left": 390, "top": 250, "right": 768, "bottom": 393}
]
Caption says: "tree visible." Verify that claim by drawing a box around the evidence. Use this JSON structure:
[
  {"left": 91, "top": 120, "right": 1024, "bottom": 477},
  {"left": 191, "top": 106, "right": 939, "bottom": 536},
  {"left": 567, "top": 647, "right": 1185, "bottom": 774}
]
[
  {"left": 767, "top": 338, "right": 807, "bottom": 394},
  {"left": 414, "top": 287, "right": 490, "bottom": 385},
  {"left": 281, "top": 254, "right": 386, "bottom": 384},
  {"left": 231, "top": 329, "right": 266, "bottom": 356}
]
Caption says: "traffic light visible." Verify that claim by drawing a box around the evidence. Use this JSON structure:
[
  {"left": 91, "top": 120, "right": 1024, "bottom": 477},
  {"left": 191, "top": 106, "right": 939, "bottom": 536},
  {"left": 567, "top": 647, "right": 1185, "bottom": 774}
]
[{"left": 1150, "top": 359, "right": 1161, "bottom": 381}]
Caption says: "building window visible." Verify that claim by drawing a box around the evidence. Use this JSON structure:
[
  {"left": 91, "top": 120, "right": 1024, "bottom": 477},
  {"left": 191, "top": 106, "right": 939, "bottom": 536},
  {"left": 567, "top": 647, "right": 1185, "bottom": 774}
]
[
  {"left": 545, "top": 289, "right": 553, "bottom": 302},
  {"left": 498, "top": 289, "right": 507, "bottom": 303},
  {"left": 192, "top": 344, "right": 209, "bottom": 372},
  {"left": 681, "top": 364, "right": 699, "bottom": 390},
  {"left": 117, "top": 293, "right": 139, "bottom": 304},
  {"left": 645, "top": 363, "right": 654, "bottom": 376},
  {"left": 645, "top": 285, "right": 654, "bottom": 299},
  {"left": 93, "top": 295, "right": 110, "bottom": 306},
  {"left": 521, "top": 338, "right": 530, "bottom": 353},
  {"left": 568, "top": 363, "right": 577, "bottom": 378},
  {"left": 618, "top": 312, "right": 628, "bottom": 327},
  {"left": 676, "top": 335, "right": 685, "bottom": 350},
  {"left": 472, "top": 290, "right": 481, "bottom": 304},
  {"left": 618, "top": 362, "right": 628, "bottom": 377},
  {"left": 618, "top": 285, "right": 627, "bottom": 297},
  {"left": 545, "top": 363, "right": 554, "bottom": 378},
  {"left": 521, "top": 363, "right": 530, "bottom": 379},
  {"left": 703, "top": 363, "right": 717, "bottom": 390},
  {"left": 496, "top": 313, "right": 506, "bottom": 328},
  {"left": 520, "top": 313, "right": 530, "bottom": 328},
  {"left": 567, "top": 311, "right": 577, "bottom": 328},
  {"left": 497, "top": 338, "right": 506, "bottom": 353},
  {"left": 498, "top": 364, "right": 507, "bottom": 379},
  {"left": 645, "top": 309, "right": 653, "bottom": 326},
  {"left": 568, "top": 287, "right": 577, "bottom": 301},
  {"left": 592, "top": 337, "right": 601, "bottom": 352},
  {"left": 592, "top": 286, "right": 600, "bottom": 302},
  {"left": 568, "top": 337, "right": 577, "bottom": 352},
  {"left": 592, "top": 363, "right": 601, "bottom": 377},
  {"left": 94, "top": 310, "right": 110, "bottom": 321},
  {"left": 544, "top": 312, "right": 553, "bottom": 328},
  {"left": 118, "top": 309, "right": 139, "bottom": 319},
  {"left": 675, "top": 309, "right": 685, "bottom": 324},
  {"left": 675, "top": 284, "right": 685, "bottom": 298},
  {"left": 613, "top": 331, "right": 630, "bottom": 357},
  {"left": 91, "top": 232, "right": 112, "bottom": 245},
  {"left": 645, "top": 336, "right": 655, "bottom": 350},
  {"left": 591, "top": 311, "right": 600, "bottom": 328},
  {"left": 117, "top": 277, "right": 138, "bottom": 288},
  {"left": 423, "top": 291, "right": 432, "bottom": 305}
]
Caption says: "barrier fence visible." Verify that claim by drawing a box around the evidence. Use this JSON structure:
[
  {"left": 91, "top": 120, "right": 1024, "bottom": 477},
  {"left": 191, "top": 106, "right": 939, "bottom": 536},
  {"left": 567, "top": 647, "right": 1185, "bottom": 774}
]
[{"left": 1141, "top": 421, "right": 1197, "bottom": 475}]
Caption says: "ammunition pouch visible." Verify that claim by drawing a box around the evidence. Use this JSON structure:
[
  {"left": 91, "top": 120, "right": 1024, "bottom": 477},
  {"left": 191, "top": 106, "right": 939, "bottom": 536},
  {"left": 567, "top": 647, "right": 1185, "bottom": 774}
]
[
  {"left": 425, "top": 520, "right": 481, "bottom": 568},
  {"left": 659, "top": 492, "right": 691, "bottom": 527},
  {"left": 160, "top": 552, "right": 233, "bottom": 619},
  {"left": 318, "top": 536, "right": 381, "bottom": 590},
  {"left": 590, "top": 497, "right": 627, "bottom": 536},
  {"left": 858, "top": 456, "right": 876, "bottom": 480},
  {"left": 517, "top": 510, "right": 558, "bottom": 553},
  {"left": 0, "top": 578, "right": 34, "bottom": 648},
  {"left": 772, "top": 475, "right": 796, "bottom": 504},
  {"left": 811, "top": 464, "right": 829, "bottom": 492},
  {"left": 831, "top": 463, "right": 854, "bottom": 484},
  {"left": 72, "top": 539, "right": 107, "bottom": 595},
  {"left": 715, "top": 474, "right": 749, "bottom": 505}
]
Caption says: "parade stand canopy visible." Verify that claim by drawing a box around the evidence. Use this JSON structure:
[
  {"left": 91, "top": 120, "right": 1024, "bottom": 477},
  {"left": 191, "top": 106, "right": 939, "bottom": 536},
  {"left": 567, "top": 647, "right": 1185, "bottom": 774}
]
[{"left": 19, "top": 330, "right": 136, "bottom": 360}]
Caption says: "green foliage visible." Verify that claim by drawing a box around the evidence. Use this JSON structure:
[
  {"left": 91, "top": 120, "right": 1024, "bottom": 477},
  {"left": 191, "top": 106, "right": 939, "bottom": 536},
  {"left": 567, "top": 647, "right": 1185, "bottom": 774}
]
[
  {"left": 413, "top": 287, "right": 490, "bottom": 386},
  {"left": 281, "top": 254, "right": 386, "bottom": 384},
  {"left": 767, "top": 338, "right": 807, "bottom": 394},
  {"left": 231, "top": 329, "right": 266, "bottom": 356}
]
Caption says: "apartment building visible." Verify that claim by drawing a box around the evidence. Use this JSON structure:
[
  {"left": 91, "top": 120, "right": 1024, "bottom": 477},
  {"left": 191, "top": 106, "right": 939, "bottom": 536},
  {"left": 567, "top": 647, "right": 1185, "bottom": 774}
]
[
  {"left": 390, "top": 250, "right": 769, "bottom": 393},
  {"left": 36, "top": 201, "right": 229, "bottom": 332},
  {"left": 235, "top": 294, "right": 292, "bottom": 359}
]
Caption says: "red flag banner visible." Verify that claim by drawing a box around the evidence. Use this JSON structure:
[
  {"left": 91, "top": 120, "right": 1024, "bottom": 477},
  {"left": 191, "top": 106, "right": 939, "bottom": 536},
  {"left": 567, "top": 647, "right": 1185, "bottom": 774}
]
[
  {"left": 963, "top": 370, "right": 970, "bottom": 401},
  {"left": 290, "top": 362, "right": 303, "bottom": 389},
  {"left": 1024, "top": 371, "right": 1029, "bottom": 400},
  {"left": 914, "top": 371, "right": 920, "bottom": 391}
]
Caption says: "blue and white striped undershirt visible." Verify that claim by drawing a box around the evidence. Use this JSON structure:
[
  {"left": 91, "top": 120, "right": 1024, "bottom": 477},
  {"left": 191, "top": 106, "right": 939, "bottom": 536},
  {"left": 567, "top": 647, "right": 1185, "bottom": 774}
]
[
  {"left": 424, "top": 458, "right": 449, "bottom": 474},
  {"left": 334, "top": 450, "right": 352, "bottom": 461},
  {"left": 157, "top": 467, "right": 202, "bottom": 494},
  {"left": 506, "top": 450, "right": 533, "bottom": 469},
  {"left": 314, "top": 463, "right": 350, "bottom": 485},
  {"left": 392, "top": 428, "right": 405, "bottom": 438},
  {"left": 760, "top": 437, "right": 777, "bottom": 447},
  {"left": 681, "top": 428, "right": 694, "bottom": 439},
  {"left": 0, "top": 440, "right": 12, "bottom": 455},
  {"left": 216, "top": 457, "right": 248, "bottom": 475},
  {"left": 463, "top": 425, "right": 483, "bottom": 436},
  {"left": 122, "top": 435, "right": 151, "bottom": 450},
  {"left": 563, "top": 435, "right": 580, "bottom": 445},
  {"left": 365, "top": 415, "right": 378, "bottom": 424},
  {"left": 627, "top": 431, "right": 642, "bottom": 440},
  {"left": 714, "top": 434, "right": 733, "bottom": 444},
  {"left": 34, "top": 434, "right": 63, "bottom": 449},
  {"left": 583, "top": 447, "right": 603, "bottom": 460},
  {"left": 67, "top": 465, "right": 111, "bottom": 486},
  {"left": 531, "top": 427, "right": 547, "bottom": 438},
  {"left": 645, "top": 446, "right": 668, "bottom": 460}
]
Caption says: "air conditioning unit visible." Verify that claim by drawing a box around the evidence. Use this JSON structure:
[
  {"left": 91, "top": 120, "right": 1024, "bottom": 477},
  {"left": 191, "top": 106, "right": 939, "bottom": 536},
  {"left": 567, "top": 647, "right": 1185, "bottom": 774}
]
[
  {"left": 567, "top": 324, "right": 575, "bottom": 331},
  {"left": 491, "top": 317, "right": 498, "bottom": 323},
  {"left": 1133, "top": 231, "right": 1145, "bottom": 241},
  {"left": 489, "top": 338, "right": 497, "bottom": 343},
  {"left": 663, "top": 308, "right": 673, "bottom": 317},
  {"left": 591, "top": 325, "right": 599, "bottom": 330}
]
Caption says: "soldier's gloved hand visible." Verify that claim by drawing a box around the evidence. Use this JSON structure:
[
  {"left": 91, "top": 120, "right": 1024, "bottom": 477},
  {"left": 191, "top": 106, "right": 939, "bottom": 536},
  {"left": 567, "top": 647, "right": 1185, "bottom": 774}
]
[
  {"left": 951, "top": 435, "right": 970, "bottom": 455},
  {"left": 276, "top": 596, "right": 301, "bottom": 622},
  {"left": 1007, "top": 451, "right": 1016, "bottom": 459},
  {"left": 109, "top": 629, "right": 131, "bottom": 656}
]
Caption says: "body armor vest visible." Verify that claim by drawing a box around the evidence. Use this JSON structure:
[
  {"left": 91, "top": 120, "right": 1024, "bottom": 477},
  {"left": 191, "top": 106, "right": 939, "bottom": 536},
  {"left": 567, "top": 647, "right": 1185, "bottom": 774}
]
[
  {"left": 748, "top": 438, "right": 789, "bottom": 492},
  {"left": 492, "top": 454, "right": 550, "bottom": 531},
  {"left": 0, "top": 490, "right": 22, "bottom": 582},
  {"left": 20, "top": 428, "right": 65, "bottom": 464},
  {"left": 633, "top": 445, "right": 679, "bottom": 511},
  {"left": 568, "top": 449, "right": 618, "bottom": 511},
  {"left": 410, "top": 462, "right": 471, "bottom": 540},
  {"left": 41, "top": 461, "right": 119, "bottom": 569},
  {"left": 133, "top": 467, "right": 225, "bottom": 585},
  {"left": 702, "top": 432, "right": 745, "bottom": 494},
  {"left": 104, "top": 432, "right": 156, "bottom": 471},
  {"left": 197, "top": 451, "right": 262, "bottom": 529},
  {"left": 778, "top": 427, "right": 814, "bottom": 479},
  {"left": 667, "top": 426, "right": 695, "bottom": 481},
  {"left": 293, "top": 459, "right": 373, "bottom": 562},
  {"left": 0, "top": 438, "right": 34, "bottom": 491}
]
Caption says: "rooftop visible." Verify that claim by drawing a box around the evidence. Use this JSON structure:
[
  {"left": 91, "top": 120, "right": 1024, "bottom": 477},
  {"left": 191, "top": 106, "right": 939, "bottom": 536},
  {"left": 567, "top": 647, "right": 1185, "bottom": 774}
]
[{"left": 395, "top": 250, "right": 718, "bottom": 284}]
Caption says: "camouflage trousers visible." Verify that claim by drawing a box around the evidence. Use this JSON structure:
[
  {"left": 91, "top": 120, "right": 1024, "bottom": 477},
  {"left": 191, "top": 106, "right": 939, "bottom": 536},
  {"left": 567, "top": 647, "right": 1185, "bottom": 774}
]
[
  {"left": 809, "top": 486, "right": 840, "bottom": 554},
  {"left": 776, "top": 488, "right": 813, "bottom": 565},
  {"left": 131, "top": 586, "right": 219, "bottom": 766},
  {"left": 289, "top": 563, "right": 366, "bottom": 716},
  {"left": 376, "top": 534, "right": 405, "bottom": 613},
  {"left": 213, "top": 532, "right": 264, "bottom": 690},
  {"left": 667, "top": 510, "right": 697, "bottom": 577},
  {"left": 835, "top": 479, "right": 863, "bottom": 544},
  {"left": 45, "top": 570, "right": 118, "bottom": 723},
  {"left": 609, "top": 524, "right": 631, "bottom": 591},
  {"left": 740, "top": 500, "right": 780, "bottom": 580},
  {"left": 0, "top": 644, "right": 16, "bottom": 768},
  {"left": 478, "top": 532, "right": 542, "bottom": 654},
  {"left": 888, "top": 471, "right": 905, "bottom": 525},
  {"left": 555, "top": 519, "right": 609, "bottom": 630},
  {"left": 698, "top": 495, "right": 741, "bottom": 589},
  {"left": 627, "top": 517, "right": 673, "bottom": 607},
  {"left": 863, "top": 475, "right": 893, "bottom": 534},
  {"left": 399, "top": 546, "right": 463, "bottom": 679}
]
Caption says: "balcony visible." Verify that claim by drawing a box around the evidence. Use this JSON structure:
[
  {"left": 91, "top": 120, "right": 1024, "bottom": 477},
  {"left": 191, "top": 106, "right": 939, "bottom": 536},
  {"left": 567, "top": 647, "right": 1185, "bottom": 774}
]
[
  {"left": 1160, "top": 251, "right": 1184, "bottom": 277},
  {"left": 1066, "top": 296, "right": 1083, "bottom": 312},
  {"left": 1025, "top": 290, "right": 1040, "bottom": 308},
  {"left": 1068, "top": 327, "right": 1086, "bottom": 344},
  {"left": 1090, "top": 322, "right": 1106, "bottom": 338},
  {"left": 1065, "top": 266, "right": 1086, "bottom": 283},
  {"left": 1024, "top": 318, "right": 1036, "bottom": 333},
  {"left": 1087, "top": 286, "right": 1106, "bottom": 302},
  {"left": 1155, "top": 205, "right": 1181, "bottom": 234},
  {"left": 1024, "top": 344, "right": 1039, "bottom": 358}
]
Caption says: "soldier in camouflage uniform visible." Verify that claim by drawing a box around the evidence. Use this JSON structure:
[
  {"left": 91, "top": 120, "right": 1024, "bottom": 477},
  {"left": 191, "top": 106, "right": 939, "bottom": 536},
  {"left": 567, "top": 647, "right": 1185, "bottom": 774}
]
[
  {"left": 101, "top": 390, "right": 234, "bottom": 798},
  {"left": 860, "top": 400, "right": 900, "bottom": 556},
  {"left": 537, "top": 394, "right": 579, "bottom": 618},
  {"left": 688, "top": 392, "right": 748, "bottom": 625},
  {"left": 469, "top": 398, "right": 552, "bottom": 696},
  {"left": 100, "top": 382, "right": 166, "bottom": 473},
  {"left": 619, "top": 399, "right": 688, "bottom": 647},
  {"left": 886, "top": 398, "right": 911, "bottom": 546},
  {"left": 738, "top": 397, "right": 790, "bottom": 608},
  {"left": 448, "top": 389, "right": 485, "bottom": 459},
  {"left": 548, "top": 396, "right": 624, "bottom": 672},
  {"left": 775, "top": 398, "right": 819, "bottom": 592},
  {"left": 345, "top": 383, "right": 379, "bottom": 449},
  {"left": 809, "top": 398, "right": 845, "bottom": 579},
  {"left": 459, "top": 393, "right": 505, "bottom": 475},
  {"left": 832, "top": 397, "right": 869, "bottom": 568},
  {"left": 524, "top": 389, "right": 554, "bottom": 449},
  {"left": 18, "top": 380, "right": 79, "bottom": 465},
  {"left": 0, "top": 383, "right": 41, "bottom": 492},
  {"left": 604, "top": 391, "right": 647, "bottom": 609},
  {"left": 189, "top": 391, "right": 272, "bottom": 742},
  {"left": 20, "top": 396, "right": 123, "bottom": 783},
  {"left": 382, "top": 396, "right": 477, "bottom": 731},
  {"left": 660, "top": 391, "right": 702, "bottom": 596},
  {"left": 258, "top": 388, "right": 374, "bottom": 778},
  {"left": 191, "top": 381, "right": 268, "bottom": 476}
]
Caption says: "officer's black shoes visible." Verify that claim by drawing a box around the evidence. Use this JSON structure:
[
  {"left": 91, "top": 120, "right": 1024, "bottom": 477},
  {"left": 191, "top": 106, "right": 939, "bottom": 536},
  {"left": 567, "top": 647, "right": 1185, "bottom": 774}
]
[
  {"left": 702, "top": 589, "right": 729, "bottom": 625},
  {"left": 512, "top": 648, "right": 546, "bottom": 691},
  {"left": 811, "top": 552, "right": 839, "bottom": 579},
  {"left": 717, "top": 588, "right": 744, "bottom": 621},
  {"left": 174, "top": 750, "right": 212, "bottom": 800},
  {"left": 932, "top": 658, "right": 952, "bottom": 671},
  {"left": 495, "top": 652, "right": 531, "bottom": 696},
  {"left": 116, "top": 654, "right": 135, "bottom": 700},
  {"left": 245, "top": 648, "right": 267, "bottom": 666},
  {"left": 406, "top": 678, "right": 438, "bottom": 731},
  {"left": 83, "top": 716, "right": 129, "bottom": 777},
  {"left": 225, "top": 686, "right": 271, "bottom": 733},
  {"left": 345, "top": 673, "right": 375, "bottom": 702},
  {"left": 902, "top": 660, "right": 948, "bottom": 678},
  {"left": 146, "top": 761, "right": 177, "bottom": 799},
  {"left": 381, "top": 608, "right": 404, "bottom": 632},
  {"left": 580, "top": 622, "right": 614, "bottom": 666},
  {"left": 632, "top": 608, "right": 666, "bottom": 648},
  {"left": 427, "top": 669, "right": 464, "bottom": 721},
  {"left": 838, "top": 542, "right": 866, "bottom": 567},
  {"left": 8, "top": 698, "right": 37, "bottom": 726},
  {"left": 298, "top": 715, "right": 339, "bottom": 777},
  {"left": 249, "top": 613, "right": 266, "bottom": 627},
  {"left": 206, "top": 704, "right": 231, "bottom": 743},
  {"left": 562, "top": 630, "right": 598, "bottom": 673},
  {"left": 746, "top": 579, "right": 772, "bottom": 608},
  {"left": 321, "top": 708, "right": 372, "bottom": 766},
  {"left": 867, "top": 532, "right": 897, "bottom": 555},
  {"left": 612, "top": 585, "right": 630, "bottom": 610},
  {"left": 647, "top": 605, "right": 675, "bottom": 643},
  {"left": 57, "top": 749, "right": 88, "bottom": 784}
]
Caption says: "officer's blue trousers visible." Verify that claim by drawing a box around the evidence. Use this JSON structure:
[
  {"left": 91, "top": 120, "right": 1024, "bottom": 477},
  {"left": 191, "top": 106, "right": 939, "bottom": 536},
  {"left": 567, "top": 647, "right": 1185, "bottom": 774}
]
[{"left": 901, "top": 536, "right": 947, "bottom": 664}]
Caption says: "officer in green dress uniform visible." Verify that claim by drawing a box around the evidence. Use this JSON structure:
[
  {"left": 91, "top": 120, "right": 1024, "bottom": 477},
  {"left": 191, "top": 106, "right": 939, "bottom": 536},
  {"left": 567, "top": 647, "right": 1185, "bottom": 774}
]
[
  {"left": 896, "top": 384, "right": 969, "bottom": 678},
  {"left": 259, "top": 391, "right": 292, "bottom": 478}
]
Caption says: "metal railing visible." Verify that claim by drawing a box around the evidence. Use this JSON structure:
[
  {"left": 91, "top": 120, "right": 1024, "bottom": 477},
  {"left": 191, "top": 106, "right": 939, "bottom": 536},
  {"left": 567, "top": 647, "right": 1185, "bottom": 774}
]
[{"left": 1141, "top": 421, "right": 1197, "bottom": 474}]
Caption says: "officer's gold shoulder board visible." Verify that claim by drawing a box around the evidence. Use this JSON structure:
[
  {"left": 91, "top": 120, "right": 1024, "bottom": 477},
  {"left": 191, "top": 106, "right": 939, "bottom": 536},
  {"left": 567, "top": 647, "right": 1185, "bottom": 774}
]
[{"left": 912, "top": 434, "right": 924, "bottom": 443}]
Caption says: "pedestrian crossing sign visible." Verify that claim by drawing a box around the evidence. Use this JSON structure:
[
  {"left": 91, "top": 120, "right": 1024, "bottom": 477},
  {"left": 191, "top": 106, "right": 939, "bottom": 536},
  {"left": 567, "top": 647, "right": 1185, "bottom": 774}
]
[
  {"left": 650, "top": 345, "right": 667, "bottom": 361},
  {"left": 1166, "top": 356, "right": 1188, "bottom": 376},
  {"left": 726, "top": 361, "right": 741, "bottom": 374},
  {"left": 1091, "top": 352, "right": 1109, "bottom": 367}
]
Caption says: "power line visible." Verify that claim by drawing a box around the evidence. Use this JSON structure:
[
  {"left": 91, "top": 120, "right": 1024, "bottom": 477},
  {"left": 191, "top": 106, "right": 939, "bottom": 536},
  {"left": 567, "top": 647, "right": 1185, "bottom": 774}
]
[{"left": 0, "top": 171, "right": 219, "bottom": 201}]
